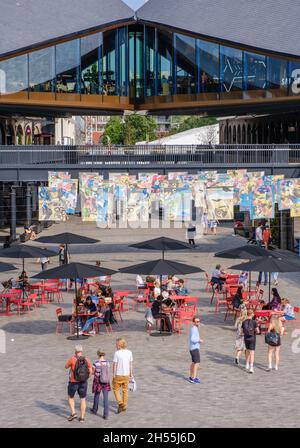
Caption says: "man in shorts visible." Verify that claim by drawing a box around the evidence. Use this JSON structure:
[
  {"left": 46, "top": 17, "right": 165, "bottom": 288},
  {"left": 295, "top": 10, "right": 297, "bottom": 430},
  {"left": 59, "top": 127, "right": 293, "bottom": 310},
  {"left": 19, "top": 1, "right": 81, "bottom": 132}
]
[
  {"left": 188, "top": 316, "right": 203, "bottom": 383},
  {"left": 65, "top": 345, "right": 93, "bottom": 422}
]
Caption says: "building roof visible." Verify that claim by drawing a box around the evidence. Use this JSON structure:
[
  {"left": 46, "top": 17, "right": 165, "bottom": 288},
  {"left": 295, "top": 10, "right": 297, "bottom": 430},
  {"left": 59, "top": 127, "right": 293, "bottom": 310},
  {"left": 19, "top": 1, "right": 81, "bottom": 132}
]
[
  {"left": 0, "top": 0, "right": 134, "bottom": 59},
  {"left": 137, "top": 0, "right": 300, "bottom": 58}
]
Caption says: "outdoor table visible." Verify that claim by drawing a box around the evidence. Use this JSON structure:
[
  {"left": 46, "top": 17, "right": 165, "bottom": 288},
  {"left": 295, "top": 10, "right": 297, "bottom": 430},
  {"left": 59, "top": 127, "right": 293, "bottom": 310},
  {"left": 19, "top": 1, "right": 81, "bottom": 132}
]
[
  {"left": 114, "top": 291, "right": 130, "bottom": 312},
  {"left": 29, "top": 282, "right": 60, "bottom": 304}
]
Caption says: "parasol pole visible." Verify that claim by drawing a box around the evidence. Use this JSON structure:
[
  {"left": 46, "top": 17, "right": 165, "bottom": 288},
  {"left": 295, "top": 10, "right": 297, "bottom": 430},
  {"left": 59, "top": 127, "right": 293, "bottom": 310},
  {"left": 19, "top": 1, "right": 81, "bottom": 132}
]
[{"left": 269, "top": 272, "right": 271, "bottom": 304}]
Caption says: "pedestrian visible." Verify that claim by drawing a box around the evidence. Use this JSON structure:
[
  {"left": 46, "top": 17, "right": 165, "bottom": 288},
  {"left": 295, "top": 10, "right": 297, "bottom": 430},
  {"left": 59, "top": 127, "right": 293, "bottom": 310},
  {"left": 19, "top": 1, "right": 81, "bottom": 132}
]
[
  {"left": 241, "top": 310, "right": 260, "bottom": 374},
  {"left": 209, "top": 218, "right": 219, "bottom": 235},
  {"left": 90, "top": 349, "right": 111, "bottom": 419},
  {"left": 65, "top": 345, "right": 93, "bottom": 423},
  {"left": 188, "top": 316, "right": 203, "bottom": 383},
  {"left": 234, "top": 310, "right": 247, "bottom": 365},
  {"left": 263, "top": 224, "right": 271, "bottom": 249},
  {"left": 266, "top": 315, "right": 284, "bottom": 371},
  {"left": 39, "top": 250, "right": 49, "bottom": 271},
  {"left": 202, "top": 211, "right": 209, "bottom": 235},
  {"left": 112, "top": 338, "right": 133, "bottom": 413},
  {"left": 59, "top": 244, "right": 69, "bottom": 265},
  {"left": 272, "top": 272, "right": 279, "bottom": 286},
  {"left": 257, "top": 270, "right": 268, "bottom": 286},
  {"left": 255, "top": 223, "right": 264, "bottom": 247},
  {"left": 187, "top": 222, "right": 196, "bottom": 247}
]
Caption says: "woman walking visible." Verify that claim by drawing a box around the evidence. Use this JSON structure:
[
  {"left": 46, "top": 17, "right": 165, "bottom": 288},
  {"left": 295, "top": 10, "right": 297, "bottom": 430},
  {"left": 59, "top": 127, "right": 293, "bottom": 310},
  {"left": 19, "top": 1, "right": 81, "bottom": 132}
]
[
  {"left": 234, "top": 310, "right": 247, "bottom": 365},
  {"left": 242, "top": 310, "right": 260, "bottom": 374},
  {"left": 266, "top": 315, "right": 284, "bottom": 371},
  {"left": 90, "top": 350, "right": 111, "bottom": 419}
]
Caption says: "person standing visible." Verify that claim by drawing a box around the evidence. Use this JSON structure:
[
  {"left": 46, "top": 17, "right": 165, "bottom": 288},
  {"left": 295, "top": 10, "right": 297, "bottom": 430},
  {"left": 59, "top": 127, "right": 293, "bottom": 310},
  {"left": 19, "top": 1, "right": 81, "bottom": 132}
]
[
  {"left": 234, "top": 310, "right": 247, "bottom": 365},
  {"left": 187, "top": 222, "right": 196, "bottom": 247},
  {"left": 209, "top": 218, "right": 219, "bottom": 235},
  {"left": 202, "top": 211, "right": 209, "bottom": 235},
  {"left": 255, "top": 223, "right": 264, "bottom": 247},
  {"left": 65, "top": 345, "right": 93, "bottom": 423},
  {"left": 263, "top": 224, "right": 271, "bottom": 249},
  {"left": 188, "top": 316, "right": 203, "bottom": 384},
  {"left": 242, "top": 310, "right": 259, "bottom": 374},
  {"left": 266, "top": 315, "right": 284, "bottom": 371},
  {"left": 39, "top": 249, "right": 49, "bottom": 271},
  {"left": 112, "top": 338, "right": 133, "bottom": 413},
  {"left": 91, "top": 350, "right": 111, "bottom": 419}
]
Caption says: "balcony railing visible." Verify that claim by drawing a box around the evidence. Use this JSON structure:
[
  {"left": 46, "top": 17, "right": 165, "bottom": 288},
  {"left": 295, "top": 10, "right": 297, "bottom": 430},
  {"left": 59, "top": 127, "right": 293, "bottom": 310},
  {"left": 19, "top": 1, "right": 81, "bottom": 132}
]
[{"left": 0, "top": 144, "right": 300, "bottom": 168}]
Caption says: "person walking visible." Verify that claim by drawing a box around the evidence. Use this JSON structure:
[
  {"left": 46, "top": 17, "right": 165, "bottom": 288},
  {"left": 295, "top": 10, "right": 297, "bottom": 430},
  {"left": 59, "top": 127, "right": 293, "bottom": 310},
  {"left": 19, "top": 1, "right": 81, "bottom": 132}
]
[
  {"left": 39, "top": 250, "right": 49, "bottom": 271},
  {"left": 241, "top": 310, "right": 260, "bottom": 374},
  {"left": 112, "top": 338, "right": 133, "bottom": 413},
  {"left": 188, "top": 316, "right": 203, "bottom": 384},
  {"left": 187, "top": 222, "right": 196, "bottom": 247},
  {"left": 266, "top": 315, "right": 284, "bottom": 371},
  {"left": 90, "top": 350, "right": 111, "bottom": 419},
  {"left": 209, "top": 218, "right": 219, "bottom": 235},
  {"left": 263, "top": 224, "right": 271, "bottom": 249},
  {"left": 65, "top": 345, "right": 93, "bottom": 423},
  {"left": 255, "top": 223, "right": 264, "bottom": 247},
  {"left": 234, "top": 310, "right": 247, "bottom": 365}
]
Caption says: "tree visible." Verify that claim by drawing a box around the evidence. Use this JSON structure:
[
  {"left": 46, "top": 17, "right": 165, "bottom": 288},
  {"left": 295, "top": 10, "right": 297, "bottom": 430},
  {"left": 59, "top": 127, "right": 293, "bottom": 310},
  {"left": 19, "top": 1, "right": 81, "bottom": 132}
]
[
  {"left": 103, "top": 114, "right": 157, "bottom": 145},
  {"left": 168, "top": 116, "right": 217, "bottom": 136}
]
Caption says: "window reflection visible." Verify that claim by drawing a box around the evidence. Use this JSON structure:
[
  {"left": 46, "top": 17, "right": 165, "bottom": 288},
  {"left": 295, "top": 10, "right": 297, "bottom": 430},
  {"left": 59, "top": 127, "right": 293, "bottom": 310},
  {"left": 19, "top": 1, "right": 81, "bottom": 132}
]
[
  {"left": 175, "top": 34, "right": 196, "bottom": 94},
  {"left": 199, "top": 40, "right": 219, "bottom": 93},
  {"left": 266, "top": 56, "right": 288, "bottom": 94},
  {"left": 145, "top": 26, "right": 155, "bottom": 96},
  {"left": 289, "top": 61, "right": 300, "bottom": 96},
  {"left": 244, "top": 52, "right": 266, "bottom": 90},
  {"left": 29, "top": 47, "right": 55, "bottom": 92},
  {"left": 56, "top": 40, "right": 80, "bottom": 94},
  {"left": 0, "top": 54, "right": 28, "bottom": 94},
  {"left": 118, "top": 27, "right": 128, "bottom": 96},
  {"left": 102, "top": 30, "right": 117, "bottom": 95},
  {"left": 157, "top": 29, "right": 173, "bottom": 96},
  {"left": 220, "top": 46, "right": 243, "bottom": 92},
  {"left": 81, "top": 33, "right": 102, "bottom": 95}
]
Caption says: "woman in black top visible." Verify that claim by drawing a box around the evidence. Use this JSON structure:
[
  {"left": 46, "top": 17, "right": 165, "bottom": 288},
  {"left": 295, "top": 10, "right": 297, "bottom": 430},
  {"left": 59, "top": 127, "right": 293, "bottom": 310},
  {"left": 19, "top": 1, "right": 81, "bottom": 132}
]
[{"left": 151, "top": 295, "right": 172, "bottom": 333}]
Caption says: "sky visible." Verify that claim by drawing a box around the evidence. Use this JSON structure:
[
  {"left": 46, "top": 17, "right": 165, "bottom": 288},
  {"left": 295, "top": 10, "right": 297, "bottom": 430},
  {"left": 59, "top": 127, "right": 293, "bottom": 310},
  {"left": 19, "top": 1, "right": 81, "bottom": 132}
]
[{"left": 122, "top": 0, "right": 148, "bottom": 11}]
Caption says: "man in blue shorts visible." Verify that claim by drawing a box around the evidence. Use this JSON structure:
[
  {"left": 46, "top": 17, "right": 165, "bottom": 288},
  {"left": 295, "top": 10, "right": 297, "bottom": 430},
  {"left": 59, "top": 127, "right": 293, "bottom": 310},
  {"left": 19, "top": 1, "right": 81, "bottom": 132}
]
[{"left": 188, "top": 316, "right": 203, "bottom": 383}]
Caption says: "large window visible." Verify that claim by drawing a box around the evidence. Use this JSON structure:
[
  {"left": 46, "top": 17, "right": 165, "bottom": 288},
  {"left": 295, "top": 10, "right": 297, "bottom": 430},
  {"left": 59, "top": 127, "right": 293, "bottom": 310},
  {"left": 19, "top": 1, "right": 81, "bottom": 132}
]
[
  {"left": 129, "top": 24, "right": 144, "bottom": 100},
  {"left": 118, "top": 27, "right": 128, "bottom": 96},
  {"left": 244, "top": 52, "right": 266, "bottom": 90},
  {"left": 145, "top": 26, "right": 155, "bottom": 96},
  {"left": 157, "top": 29, "right": 173, "bottom": 96},
  {"left": 199, "top": 40, "right": 219, "bottom": 93},
  {"left": 102, "top": 30, "right": 117, "bottom": 95},
  {"left": 56, "top": 40, "right": 80, "bottom": 94},
  {"left": 220, "top": 46, "right": 243, "bottom": 93},
  {"left": 266, "top": 56, "right": 288, "bottom": 95},
  {"left": 81, "top": 33, "right": 102, "bottom": 95},
  {"left": 29, "top": 47, "right": 55, "bottom": 93},
  {"left": 175, "top": 34, "right": 197, "bottom": 95},
  {"left": 0, "top": 54, "right": 28, "bottom": 95}
]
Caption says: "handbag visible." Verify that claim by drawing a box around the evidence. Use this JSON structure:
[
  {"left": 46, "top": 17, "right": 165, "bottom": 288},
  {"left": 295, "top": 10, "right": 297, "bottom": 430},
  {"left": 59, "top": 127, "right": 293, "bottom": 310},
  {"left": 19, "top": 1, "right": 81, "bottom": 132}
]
[
  {"left": 129, "top": 377, "right": 137, "bottom": 392},
  {"left": 265, "top": 331, "right": 281, "bottom": 347}
]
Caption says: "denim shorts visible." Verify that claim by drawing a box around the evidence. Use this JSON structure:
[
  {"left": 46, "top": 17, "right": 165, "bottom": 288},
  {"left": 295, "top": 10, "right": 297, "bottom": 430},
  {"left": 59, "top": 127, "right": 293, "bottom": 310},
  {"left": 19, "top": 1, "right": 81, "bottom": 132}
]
[{"left": 68, "top": 381, "right": 88, "bottom": 399}]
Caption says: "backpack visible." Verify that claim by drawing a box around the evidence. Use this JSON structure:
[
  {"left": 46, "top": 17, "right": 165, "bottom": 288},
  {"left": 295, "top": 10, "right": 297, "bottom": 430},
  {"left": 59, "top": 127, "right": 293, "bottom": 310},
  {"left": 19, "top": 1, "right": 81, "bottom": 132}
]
[
  {"left": 74, "top": 356, "right": 90, "bottom": 382},
  {"left": 95, "top": 361, "right": 110, "bottom": 384},
  {"left": 243, "top": 319, "right": 256, "bottom": 337}
]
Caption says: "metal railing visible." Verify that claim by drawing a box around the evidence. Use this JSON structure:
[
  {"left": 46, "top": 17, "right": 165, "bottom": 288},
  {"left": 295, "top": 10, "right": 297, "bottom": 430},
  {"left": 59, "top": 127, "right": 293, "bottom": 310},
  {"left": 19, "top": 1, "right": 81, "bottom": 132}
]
[{"left": 1, "top": 144, "right": 300, "bottom": 168}]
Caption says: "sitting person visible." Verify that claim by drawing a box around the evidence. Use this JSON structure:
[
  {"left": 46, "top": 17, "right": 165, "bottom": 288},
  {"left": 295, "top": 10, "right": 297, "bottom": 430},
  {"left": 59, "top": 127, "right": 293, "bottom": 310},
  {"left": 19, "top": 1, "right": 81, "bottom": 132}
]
[
  {"left": 76, "top": 287, "right": 89, "bottom": 306},
  {"left": 136, "top": 274, "right": 146, "bottom": 290},
  {"left": 270, "top": 288, "right": 282, "bottom": 310},
  {"left": 24, "top": 225, "right": 36, "bottom": 241},
  {"left": 84, "top": 296, "right": 97, "bottom": 315},
  {"left": 211, "top": 264, "right": 227, "bottom": 291},
  {"left": 80, "top": 302, "right": 111, "bottom": 335},
  {"left": 161, "top": 290, "right": 176, "bottom": 309},
  {"left": 238, "top": 271, "right": 248, "bottom": 288},
  {"left": 153, "top": 280, "right": 161, "bottom": 299},
  {"left": 151, "top": 295, "right": 172, "bottom": 333},
  {"left": 281, "top": 298, "right": 295, "bottom": 321},
  {"left": 175, "top": 279, "right": 189, "bottom": 296},
  {"left": 166, "top": 275, "right": 178, "bottom": 291}
]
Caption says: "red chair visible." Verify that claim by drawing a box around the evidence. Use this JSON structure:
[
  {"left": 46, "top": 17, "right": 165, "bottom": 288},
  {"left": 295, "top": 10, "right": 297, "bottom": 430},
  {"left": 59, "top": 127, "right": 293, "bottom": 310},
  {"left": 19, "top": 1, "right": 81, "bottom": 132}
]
[
  {"left": 256, "top": 289, "right": 264, "bottom": 301},
  {"left": 173, "top": 306, "right": 197, "bottom": 333},
  {"left": 132, "top": 289, "right": 150, "bottom": 311},
  {"left": 20, "top": 294, "right": 38, "bottom": 315},
  {"left": 55, "top": 308, "right": 74, "bottom": 335},
  {"left": 112, "top": 298, "right": 123, "bottom": 322},
  {"left": 224, "top": 299, "right": 235, "bottom": 321},
  {"left": 205, "top": 273, "right": 213, "bottom": 293},
  {"left": 45, "top": 282, "right": 64, "bottom": 303},
  {"left": 93, "top": 319, "right": 113, "bottom": 335},
  {"left": 255, "top": 310, "right": 271, "bottom": 333},
  {"left": 211, "top": 287, "right": 226, "bottom": 305}
]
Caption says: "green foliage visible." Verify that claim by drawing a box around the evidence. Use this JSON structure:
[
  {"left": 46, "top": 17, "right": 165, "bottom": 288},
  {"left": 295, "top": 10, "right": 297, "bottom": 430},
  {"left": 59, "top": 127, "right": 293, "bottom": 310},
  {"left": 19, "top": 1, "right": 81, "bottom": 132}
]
[
  {"left": 168, "top": 116, "right": 217, "bottom": 136},
  {"left": 103, "top": 115, "right": 157, "bottom": 145}
]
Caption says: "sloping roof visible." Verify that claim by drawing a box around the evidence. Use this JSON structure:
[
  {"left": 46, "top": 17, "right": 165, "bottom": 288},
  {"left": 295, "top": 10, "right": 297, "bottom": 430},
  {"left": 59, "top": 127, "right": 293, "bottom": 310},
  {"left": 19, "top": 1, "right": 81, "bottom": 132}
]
[
  {"left": 0, "top": 0, "right": 134, "bottom": 59},
  {"left": 137, "top": 0, "right": 300, "bottom": 58}
]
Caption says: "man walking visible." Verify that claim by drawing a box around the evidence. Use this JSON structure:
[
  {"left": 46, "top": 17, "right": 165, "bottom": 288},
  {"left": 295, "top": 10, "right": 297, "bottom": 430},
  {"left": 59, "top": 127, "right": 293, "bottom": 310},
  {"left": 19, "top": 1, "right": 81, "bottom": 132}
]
[
  {"left": 189, "top": 316, "right": 203, "bottom": 384},
  {"left": 65, "top": 345, "right": 93, "bottom": 422},
  {"left": 112, "top": 338, "right": 133, "bottom": 413}
]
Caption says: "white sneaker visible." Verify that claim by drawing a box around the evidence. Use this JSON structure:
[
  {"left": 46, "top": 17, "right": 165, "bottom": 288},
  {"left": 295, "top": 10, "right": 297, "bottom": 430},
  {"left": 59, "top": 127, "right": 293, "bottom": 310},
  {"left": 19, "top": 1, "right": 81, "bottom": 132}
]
[
  {"left": 267, "top": 365, "right": 272, "bottom": 371},
  {"left": 245, "top": 364, "right": 250, "bottom": 371},
  {"left": 249, "top": 366, "right": 254, "bottom": 374},
  {"left": 274, "top": 366, "right": 278, "bottom": 371}
]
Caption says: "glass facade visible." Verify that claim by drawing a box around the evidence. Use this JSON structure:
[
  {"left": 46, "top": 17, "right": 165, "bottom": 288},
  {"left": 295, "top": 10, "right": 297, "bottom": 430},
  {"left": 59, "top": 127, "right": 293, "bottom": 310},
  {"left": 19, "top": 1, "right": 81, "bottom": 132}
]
[{"left": 0, "top": 24, "right": 299, "bottom": 106}]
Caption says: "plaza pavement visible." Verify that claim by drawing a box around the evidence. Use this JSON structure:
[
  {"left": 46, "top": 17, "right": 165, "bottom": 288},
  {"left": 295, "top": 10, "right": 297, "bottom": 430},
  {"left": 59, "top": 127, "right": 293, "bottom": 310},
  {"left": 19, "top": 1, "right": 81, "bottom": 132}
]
[{"left": 0, "top": 218, "right": 300, "bottom": 428}]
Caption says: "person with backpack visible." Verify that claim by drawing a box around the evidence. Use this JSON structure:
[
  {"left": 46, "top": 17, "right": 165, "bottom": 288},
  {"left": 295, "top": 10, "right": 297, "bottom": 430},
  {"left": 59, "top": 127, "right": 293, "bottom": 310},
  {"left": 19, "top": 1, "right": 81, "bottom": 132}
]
[
  {"left": 241, "top": 310, "right": 260, "bottom": 374},
  {"left": 90, "top": 350, "right": 111, "bottom": 419},
  {"left": 65, "top": 345, "right": 93, "bottom": 422},
  {"left": 266, "top": 315, "right": 284, "bottom": 371}
]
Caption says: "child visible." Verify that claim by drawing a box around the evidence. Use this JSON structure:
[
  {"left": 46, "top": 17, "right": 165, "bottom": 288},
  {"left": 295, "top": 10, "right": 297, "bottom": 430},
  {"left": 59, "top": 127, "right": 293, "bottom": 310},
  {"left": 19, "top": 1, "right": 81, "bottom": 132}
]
[
  {"left": 91, "top": 350, "right": 111, "bottom": 419},
  {"left": 281, "top": 298, "right": 295, "bottom": 321}
]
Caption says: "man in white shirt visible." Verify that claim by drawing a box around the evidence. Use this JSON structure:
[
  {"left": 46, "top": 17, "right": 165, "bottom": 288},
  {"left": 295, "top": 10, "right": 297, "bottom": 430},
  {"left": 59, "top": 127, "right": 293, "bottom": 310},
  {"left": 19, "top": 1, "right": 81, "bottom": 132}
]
[
  {"left": 112, "top": 338, "right": 133, "bottom": 413},
  {"left": 255, "top": 224, "right": 263, "bottom": 247}
]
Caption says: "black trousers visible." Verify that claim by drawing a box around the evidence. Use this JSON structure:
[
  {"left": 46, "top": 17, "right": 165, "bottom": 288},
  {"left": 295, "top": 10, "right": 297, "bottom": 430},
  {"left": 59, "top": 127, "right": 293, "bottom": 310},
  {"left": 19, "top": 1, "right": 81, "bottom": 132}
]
[
  {"left": 154, "top": 313, "right": 172, "bottom": 332},
  {"left": 188, "top": 239, "right": 195, "bottom": 246}
]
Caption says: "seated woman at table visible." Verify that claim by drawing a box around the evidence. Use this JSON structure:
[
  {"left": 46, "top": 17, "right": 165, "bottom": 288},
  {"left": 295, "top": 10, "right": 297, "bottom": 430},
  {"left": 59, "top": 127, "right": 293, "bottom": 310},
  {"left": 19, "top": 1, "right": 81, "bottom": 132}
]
[
  {"left": 153, "top": 280, "right": 161, "bottom": 299},
  {"left": 281, "top": 298, "right": 295, "bottom": 321},
  {"left": 166, "top": 275, "right": 178, "bottom": 291},
  {"left": 211, "top": 265, "right": 227, "bottom": 291},
  {"left": 76, "top": 287, "right": 89, "bottom": 306},
  {"left": 17, "top": 271, "right": 29, "bottom": 288},
  {"left": 80, "top": 301, "right": 111, "bottom": 335},
  {"left": 84, "top": 296, "right": 97, "bottom": 314},
  {"left": 266, "top": 288, "right": 282, "bottom": 311},
  {"left": 175, "top": 279, "right": 189, "bottom": 296},
  {"left": 151, "top": 295, "right": 172, "bottom": 333},
  {"left": 162, "top": 290, "right": 176, "bottom": 309}
]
